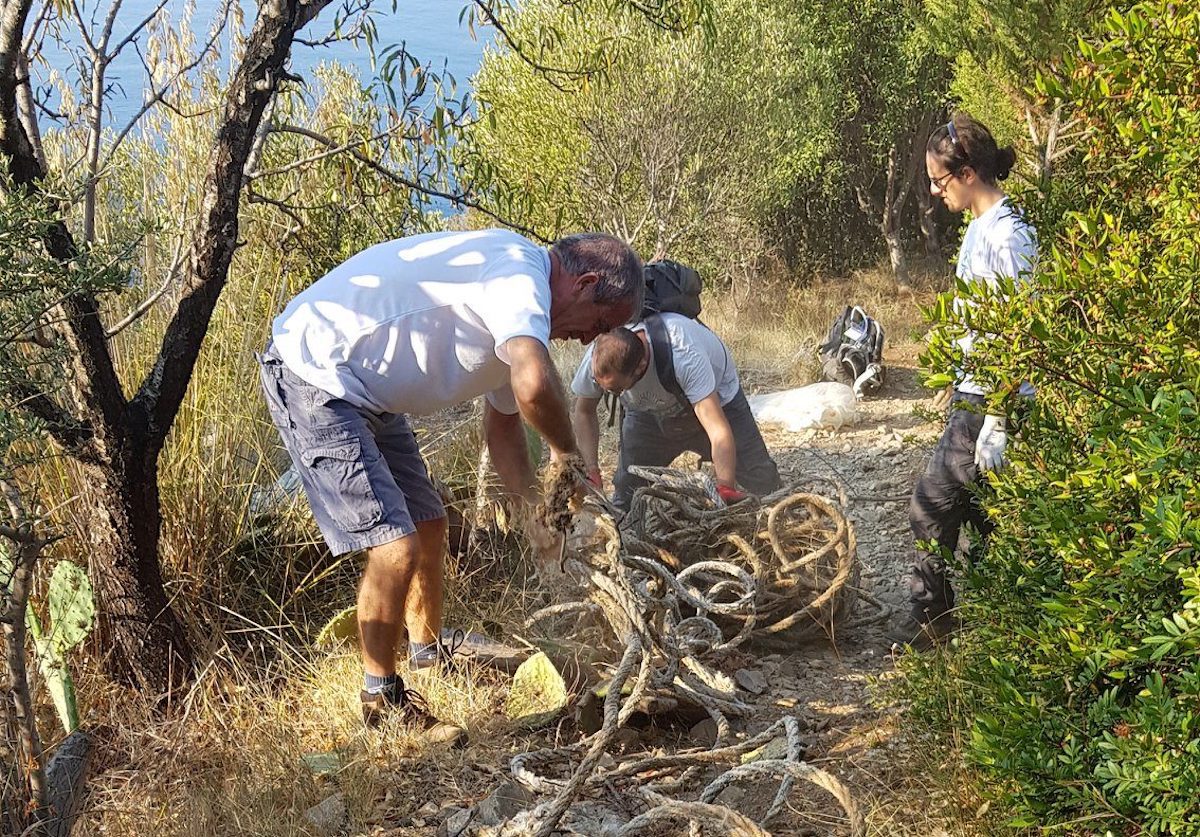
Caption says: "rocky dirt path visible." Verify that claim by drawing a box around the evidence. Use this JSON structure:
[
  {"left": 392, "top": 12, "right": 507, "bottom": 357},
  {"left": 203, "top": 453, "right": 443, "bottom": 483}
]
[{"left": 733, "top": 347, "right": 957, "bottom": 835}]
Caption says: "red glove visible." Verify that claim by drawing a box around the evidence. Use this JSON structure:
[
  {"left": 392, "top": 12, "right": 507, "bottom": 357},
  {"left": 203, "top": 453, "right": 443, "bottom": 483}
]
[
  {"left": 586, "top": 469, "right": 603, "bottom": 489},
  {"left": 716, "top": 483, "right": 748, "bottom": 504}
]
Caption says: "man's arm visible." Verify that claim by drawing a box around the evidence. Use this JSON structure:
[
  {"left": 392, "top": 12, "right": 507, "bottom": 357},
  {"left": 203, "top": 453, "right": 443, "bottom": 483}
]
[
  {"left": 692, "top": 391, "right": 737, "bottom": 488},
  {"left": 504, "top": 336, "right": 579, "bottom": 458},
  {"left": 572, "top": 396, "right": 602, "bottom": 472}
]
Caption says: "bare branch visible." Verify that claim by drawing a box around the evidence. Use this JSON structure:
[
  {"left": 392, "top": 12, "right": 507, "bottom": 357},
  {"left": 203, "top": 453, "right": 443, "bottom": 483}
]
[
  {"left": 249, "top": 123, "right": 407, "bottom": 180},
  {"left": 0, "top": 476, "right": 50, "bottom": 826},
  {"left": 1025, "top": 106, "right": 1040, "bottom": 148},
  {"left": 67, "top": 0, "right": 99, "bottom": 56},
  {"left": 293, "top": 0, "right": 372, "bottom": 48},
  {"left": 14, "top": 52, "right": 43, "bottom": 169},
  {"left": 9, "top": 382, "right": 97, "bottom": 455},
  {"left": 19, "top": 0, "right": 53, "bottom": 55},
  {"left": 108, "top": 0, "right": 168, "bottom": 60},
  {"left": 97, "top": 1, "right": 232, "bottom": 188},
  {"left": 262, "top": 123, "right": 550, "bottom": 241},
  {"left": 99, "top": 0, "right": 126, "bottom": 51},
  {"left": 104, "top": 238, "right": 186, "bottom": 338}
]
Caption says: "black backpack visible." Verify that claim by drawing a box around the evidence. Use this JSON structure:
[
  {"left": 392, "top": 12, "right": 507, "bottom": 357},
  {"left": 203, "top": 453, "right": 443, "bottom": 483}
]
[
  {"left": 819, "top": 305, "right": 885, "bottom": 396},
  {"left": 642, "top": 260, "right": 708, "bottom": 412},
  {"left": 642, "top": 260, "right": 703, "bottom": 320}
]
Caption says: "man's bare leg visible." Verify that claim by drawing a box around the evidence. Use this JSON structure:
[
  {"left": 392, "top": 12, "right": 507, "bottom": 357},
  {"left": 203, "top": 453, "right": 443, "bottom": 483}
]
[
  {"left": 358, "top": 534, "right": 420, "bottom": 677},
  {"left": 357, "top": 526, "right": 466, "bottom": 743},
  {"left": 404, "top": 516, "right": 448, "bottom": 651}
]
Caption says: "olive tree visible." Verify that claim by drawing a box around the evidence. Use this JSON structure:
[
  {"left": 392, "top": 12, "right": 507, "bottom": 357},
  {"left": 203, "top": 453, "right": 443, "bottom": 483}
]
[{"left": 0, "top": 0, "right": 710, "bottom": 697}]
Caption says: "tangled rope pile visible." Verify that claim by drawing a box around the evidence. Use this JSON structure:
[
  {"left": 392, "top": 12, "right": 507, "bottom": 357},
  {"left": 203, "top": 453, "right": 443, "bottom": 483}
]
[
  {"left": 485, "top": 468, "right": 878, "bottom": 836},
  {"left": 622, "top": 467, "right": 889, "bottom": 639}
]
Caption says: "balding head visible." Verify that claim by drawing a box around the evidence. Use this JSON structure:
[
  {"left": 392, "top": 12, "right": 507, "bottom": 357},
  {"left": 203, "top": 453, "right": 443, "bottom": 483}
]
[{"left": 591, "top": 327, "right": 648, "bottom": 395}]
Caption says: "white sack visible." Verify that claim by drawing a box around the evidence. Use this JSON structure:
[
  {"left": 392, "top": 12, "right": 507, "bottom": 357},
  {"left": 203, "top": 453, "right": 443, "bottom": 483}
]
[{"left": 747, "top": 382, "right": 859, "bottom": 432}]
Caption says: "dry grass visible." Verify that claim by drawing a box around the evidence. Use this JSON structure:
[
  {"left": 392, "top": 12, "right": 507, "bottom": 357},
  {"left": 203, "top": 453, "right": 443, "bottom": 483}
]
[
  {"left": 73, "top": 641, "right": 523, "bottom": 835},
  {"left": 701, "top": 263, "right": 943, "bottom": 392}
]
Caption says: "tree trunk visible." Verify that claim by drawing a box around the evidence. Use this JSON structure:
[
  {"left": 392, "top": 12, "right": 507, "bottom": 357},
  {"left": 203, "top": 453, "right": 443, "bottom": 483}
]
[
  {"left": 86, "top": 446, "right": 191, "bottom": 697},
  {"left": 884, "top": 225, "right": 911, "bottom": 288},
  {"left": 1, "top": 534, "right": 48, "bottom": 831},
  {"left": 916, "top": 175, "right": 941, "bottom": 260}
]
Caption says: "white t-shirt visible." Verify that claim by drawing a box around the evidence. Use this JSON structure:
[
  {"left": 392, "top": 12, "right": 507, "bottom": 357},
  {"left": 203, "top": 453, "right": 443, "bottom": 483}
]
[
  {"left": 571, "top": 313, "right": 740, "bottom": 415},
  {"left": 953, "top": 198, "right": 1038, "bottom": 396},
  {"left": 270, "top": 229, "right": 551, "bottom": 416}
]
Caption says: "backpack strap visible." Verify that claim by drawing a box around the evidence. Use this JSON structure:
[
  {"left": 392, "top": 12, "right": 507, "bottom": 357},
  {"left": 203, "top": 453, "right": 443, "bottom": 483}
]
[
  {"left": 644, "top": 314, "right": 692, "bottom": 413},
  {"left": 604, "top": 390, "right": 621, "bottom": 428}
]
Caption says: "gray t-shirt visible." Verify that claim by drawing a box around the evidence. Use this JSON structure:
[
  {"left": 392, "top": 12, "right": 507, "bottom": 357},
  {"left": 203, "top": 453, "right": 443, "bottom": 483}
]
[{"left": 571, "top": 313, "right": 740, "bottom": 415}]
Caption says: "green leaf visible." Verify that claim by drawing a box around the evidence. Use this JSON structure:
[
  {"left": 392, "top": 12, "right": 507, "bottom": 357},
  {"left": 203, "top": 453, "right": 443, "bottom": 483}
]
[
  {"left": 505, "top": 652, "right": 568, "bottom": 729},
  {"left": 47, "top": 560, "right": 94, "bottom": 654}
]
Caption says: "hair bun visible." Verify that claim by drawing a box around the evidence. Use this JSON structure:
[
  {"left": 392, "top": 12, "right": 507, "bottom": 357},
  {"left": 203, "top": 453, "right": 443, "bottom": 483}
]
[{"left": 995, "top": 146, "right": 1017, "bottom": 181}]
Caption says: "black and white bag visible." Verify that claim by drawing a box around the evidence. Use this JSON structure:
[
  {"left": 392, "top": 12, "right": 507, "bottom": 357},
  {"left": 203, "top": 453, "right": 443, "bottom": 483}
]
[{"left": 819, "top": 305, "right": 885, "bottom": 396}]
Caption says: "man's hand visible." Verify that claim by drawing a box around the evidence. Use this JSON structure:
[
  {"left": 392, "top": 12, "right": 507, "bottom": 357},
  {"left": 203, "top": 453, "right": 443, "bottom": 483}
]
[
  {"left": 974, "top": 414, "right": 1007, "bottom": 473},
  {"left": 716, "top": 483, "right": 749, "bottom": 505}
]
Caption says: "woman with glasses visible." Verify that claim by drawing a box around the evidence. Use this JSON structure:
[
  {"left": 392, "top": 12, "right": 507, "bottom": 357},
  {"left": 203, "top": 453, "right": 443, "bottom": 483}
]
[{"left": 889, "top": 113, "right": 1038, "bottom": 651}]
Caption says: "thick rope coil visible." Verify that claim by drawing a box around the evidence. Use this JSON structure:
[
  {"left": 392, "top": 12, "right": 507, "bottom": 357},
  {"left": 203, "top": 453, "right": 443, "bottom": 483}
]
[{"left": 497, "top": 470, "right": 868, "bottom": 836}]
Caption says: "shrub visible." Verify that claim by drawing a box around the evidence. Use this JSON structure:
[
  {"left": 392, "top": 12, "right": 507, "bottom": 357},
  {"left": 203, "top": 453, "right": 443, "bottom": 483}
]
[{"left": 905, "top": 4, "right": 1200, "bottom": 832}]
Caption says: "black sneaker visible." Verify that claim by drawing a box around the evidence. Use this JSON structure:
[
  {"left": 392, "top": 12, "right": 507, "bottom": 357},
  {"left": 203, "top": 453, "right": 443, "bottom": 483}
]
[
  {"left": 886, "top": 613, "right": 959, "bottom": 653},
  {"left": 360, "top": 682, "right": 468, "bottom": 747}
]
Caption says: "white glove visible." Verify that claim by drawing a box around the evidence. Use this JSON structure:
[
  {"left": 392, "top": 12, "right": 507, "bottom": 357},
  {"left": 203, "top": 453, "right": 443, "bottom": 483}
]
[{"left": 974, "top": 414, "right": 1007, "bottom": 473}]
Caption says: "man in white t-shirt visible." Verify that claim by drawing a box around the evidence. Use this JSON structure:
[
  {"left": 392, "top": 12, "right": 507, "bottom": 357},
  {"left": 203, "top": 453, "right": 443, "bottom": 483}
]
[
  {"left": 571, "top": 313, "right": 781, "bottom": 510},
  {"left": 258, "top": 229, "right": 642, "bottom": 737}
]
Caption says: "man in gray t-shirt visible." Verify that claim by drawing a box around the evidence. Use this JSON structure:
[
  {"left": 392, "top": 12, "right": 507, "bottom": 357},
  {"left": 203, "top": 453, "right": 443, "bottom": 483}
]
[{"left": 571, "top": 313, "right": 781, "bottom": 510}]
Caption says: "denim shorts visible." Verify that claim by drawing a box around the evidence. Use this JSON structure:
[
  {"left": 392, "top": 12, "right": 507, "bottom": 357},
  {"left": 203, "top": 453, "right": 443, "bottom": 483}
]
[{"left": 257, "top": 347, "right": 445, "bottom": 555}]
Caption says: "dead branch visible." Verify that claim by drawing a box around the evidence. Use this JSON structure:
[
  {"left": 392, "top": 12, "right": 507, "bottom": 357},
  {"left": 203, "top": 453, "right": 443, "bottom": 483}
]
[
  {"left": 103, "top": 237, "right": 187, "bottom": 338},
  {"left": 0, "top": 479, "right": 49, "bottom": 829}
]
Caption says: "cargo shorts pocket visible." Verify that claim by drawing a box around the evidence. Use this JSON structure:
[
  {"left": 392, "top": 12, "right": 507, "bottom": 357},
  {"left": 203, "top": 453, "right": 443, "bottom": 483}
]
[{"left": 301, "top": 438, "right": 385, "bottom": 532}]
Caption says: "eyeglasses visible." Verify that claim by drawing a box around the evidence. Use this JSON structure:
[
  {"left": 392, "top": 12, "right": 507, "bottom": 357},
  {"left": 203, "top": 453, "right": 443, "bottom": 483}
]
[
  {"left": 593, "top": 375, "right": 628, "bottom": 397},
  {"left": 929, "top": 170, "right": 957, "bottom": 191}
]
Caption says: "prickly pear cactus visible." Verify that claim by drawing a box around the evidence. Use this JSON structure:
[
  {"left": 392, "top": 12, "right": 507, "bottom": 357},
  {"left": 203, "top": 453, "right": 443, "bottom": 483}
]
[
  {"left": 28, "top": 560, "right": 94, "bottom": 733},
  {"left": 315, "top": 605, "right": 359, "bottom": 646},
  {"left": 47, "top": 560, "right": 94, "bottom": 654}
]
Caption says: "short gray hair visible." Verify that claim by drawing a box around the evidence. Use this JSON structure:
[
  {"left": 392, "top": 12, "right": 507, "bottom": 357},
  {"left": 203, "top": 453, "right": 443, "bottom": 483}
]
[{"left": 551, "top": 233, "right": 644, "bottom": 319}]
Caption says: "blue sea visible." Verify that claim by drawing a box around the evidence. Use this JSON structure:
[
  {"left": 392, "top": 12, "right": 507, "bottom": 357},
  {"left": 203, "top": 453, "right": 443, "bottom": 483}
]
[{"left": 35, "top": 0, "right": 489, "bottom": 129}]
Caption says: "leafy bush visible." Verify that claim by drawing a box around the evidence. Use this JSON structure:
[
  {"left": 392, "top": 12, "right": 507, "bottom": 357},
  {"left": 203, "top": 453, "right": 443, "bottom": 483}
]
[
  {"left": 903, "top": 4, "right": 1200, "bottom": 832},
  {"left": 468, "top": 0, "right": 946, "bottom": 279}
]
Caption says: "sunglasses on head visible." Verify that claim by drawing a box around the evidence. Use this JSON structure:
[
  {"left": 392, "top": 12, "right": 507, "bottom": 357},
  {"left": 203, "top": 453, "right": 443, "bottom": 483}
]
[{"left": 947, "top": 120, "right": 959, "bottom": 145}]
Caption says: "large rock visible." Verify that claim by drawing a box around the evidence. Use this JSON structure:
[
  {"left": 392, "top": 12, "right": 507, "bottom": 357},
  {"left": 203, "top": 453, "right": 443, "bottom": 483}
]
[
  {"left": 475, "top": 780, "right": 533, "bottom": 826},
  {"left": 304, "top": 792, "right": 347, "bottom": 835},
  {"left": 438, "top": 807, "right": 473, "bottom": 837},
  {"left": 689, "top": 718, "right": 719, "bottom": 748},
  {"left": 734, "top": 668, "right": 768, "bottom": 695}
]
